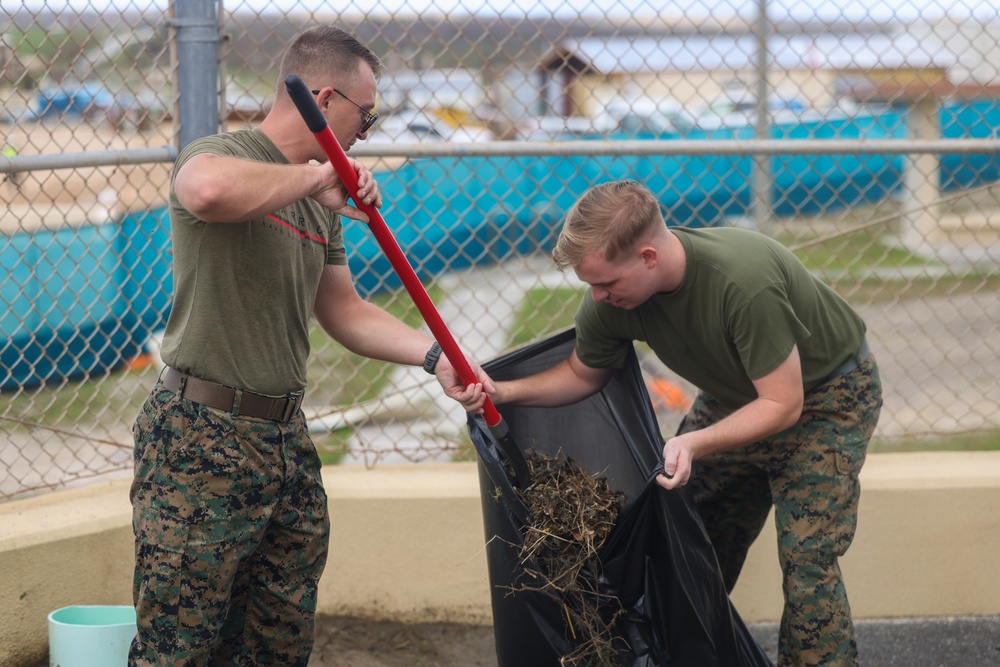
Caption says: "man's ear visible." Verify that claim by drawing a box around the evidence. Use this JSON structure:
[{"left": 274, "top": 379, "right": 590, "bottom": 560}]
[
  {"left": 639, "top": 245, "right": 657, "bottom": 267},
  {"left": 313, "top": 86, "right": 332, "bottom": 110}
]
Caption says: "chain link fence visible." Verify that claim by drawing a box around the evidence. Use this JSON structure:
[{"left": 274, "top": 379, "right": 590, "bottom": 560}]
[{"left": 2, "top": 0, "right": 999, "bottom": 501}]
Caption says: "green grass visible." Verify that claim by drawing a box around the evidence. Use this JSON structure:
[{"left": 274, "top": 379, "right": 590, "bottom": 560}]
[
  {"left": 4, "top": 363, "right": 160, "bottom": 431},
  {"left": 871, "top": 432, "right": 1000, "bottom": 453},
  {"left": 771, "top": 198, "right": 1000, "bottom": 303},
  {"left": 305, "top": 284, "right": 448, "bottom": 465},
  {"left": 785, "top": 227, "right": 926, "bottom": 273},
  {"left": 306, "top": 285, "right": 445, "bottom": 406},
  {"left": 10, "top": 26, "right": 105, "bottom": 63},
  {"left": 508, "top": 286, "right": 584, "bottom": 347},
  {"left": 833, "top": 271, "right": 1000, "bottom": 304},
  {"left": 316, "top": 427, "right": 352, "bottom": 465},
  {"left": 314, "top": 420, "right": 479, "bottom": 466},
  {"left": 773, "top": 199, "right": 934, "bottom": 277}
]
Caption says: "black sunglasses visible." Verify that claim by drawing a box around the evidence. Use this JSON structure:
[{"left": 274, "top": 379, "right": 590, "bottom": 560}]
[{"left": 311, "top": 88, "right": 379, "bottom": 133}]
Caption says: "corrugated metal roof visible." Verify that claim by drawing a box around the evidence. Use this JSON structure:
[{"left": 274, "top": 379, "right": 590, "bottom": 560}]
[{"left": 554, "top": 33, "right": 956, "bottom": 74}]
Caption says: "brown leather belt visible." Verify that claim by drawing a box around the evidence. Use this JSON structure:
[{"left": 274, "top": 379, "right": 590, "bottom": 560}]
[{"left": 162, "top": 367, "right": 303, "bottom": 423}]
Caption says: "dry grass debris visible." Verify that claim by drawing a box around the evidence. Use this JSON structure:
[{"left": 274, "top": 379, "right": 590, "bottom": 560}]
[{"left": 510, "top": 449, "right": 627, "bottom": 666}]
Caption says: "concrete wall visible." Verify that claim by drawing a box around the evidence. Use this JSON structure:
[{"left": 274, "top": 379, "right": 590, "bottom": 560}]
[
  {"left": 730, "top": 451, "right": 1000, "bottom": 620},
  {"left": 2, "top": 452, "right": 999, "bottom": 666}
]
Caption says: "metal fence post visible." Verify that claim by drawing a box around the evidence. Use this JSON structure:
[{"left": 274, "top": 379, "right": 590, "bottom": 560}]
[
  {"left": 172, "top": 0, "right": 221, "bottom": 148},
  {"left": 750, "top": 0, "right": 773, "bottom": 233}
]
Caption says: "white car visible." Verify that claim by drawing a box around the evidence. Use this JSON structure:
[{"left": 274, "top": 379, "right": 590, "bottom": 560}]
[{"left": 366, "top": 109, "right": 492, "bottom": 144}]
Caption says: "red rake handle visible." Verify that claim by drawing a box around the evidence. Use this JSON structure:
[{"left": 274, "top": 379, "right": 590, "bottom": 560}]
[
  {"left": 284, "top": 75, "right": 506, "bottom": 426},
  {"left": 286, "top": 75, "right": 530, "bottom": 488}
]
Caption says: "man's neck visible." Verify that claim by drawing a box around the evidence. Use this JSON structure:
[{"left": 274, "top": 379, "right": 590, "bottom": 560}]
[
  {"left": 657, "top": 230, "right": 687, "bottom": 293},
  {"left": 258, "top": 110, "right": 310, "bottom": 164}
]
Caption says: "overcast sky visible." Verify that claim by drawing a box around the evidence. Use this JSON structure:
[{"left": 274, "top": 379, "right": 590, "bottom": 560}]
[{"left": 16, "top": 0, "right": 1000, "bottom": 22}]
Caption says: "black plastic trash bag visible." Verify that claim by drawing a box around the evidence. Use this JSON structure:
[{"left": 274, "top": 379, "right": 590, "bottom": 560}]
[{"left": 467, "top": 329, "right": 773, "bottom": 667}]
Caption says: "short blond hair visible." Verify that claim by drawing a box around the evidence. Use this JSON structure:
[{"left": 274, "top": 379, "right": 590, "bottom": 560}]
[
  {"left": 552, "top": 180, "right": 664, "bottom": 270},
  {"left": 276, "top": 26, "right": 384, "bottom": 101}
]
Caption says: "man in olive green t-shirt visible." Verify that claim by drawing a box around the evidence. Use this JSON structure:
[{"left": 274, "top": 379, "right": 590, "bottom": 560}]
[
  {"left": 482, "top": 180, "right": 882, "bottom": 667},
  {"left": 130, "top": 27, "right": 489, "bottom": 667}
]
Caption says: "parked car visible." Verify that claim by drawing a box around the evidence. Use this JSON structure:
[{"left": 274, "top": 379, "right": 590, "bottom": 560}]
[{"left": 366, "top": 108, "right": 492, "bottom": 144}]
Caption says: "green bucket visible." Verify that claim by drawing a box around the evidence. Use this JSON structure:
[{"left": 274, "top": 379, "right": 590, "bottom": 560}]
[{"left": 48, "top": 606, "right": 136, "bottom": 667}]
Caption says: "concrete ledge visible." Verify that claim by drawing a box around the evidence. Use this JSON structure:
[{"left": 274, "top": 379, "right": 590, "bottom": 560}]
[
  {"left": 319, "top": 463, "right": 492, "bottom": 624},
  {"left": 0, "top": 481, "right": 134, "bottom": 667},
  {"left": 2, "top": 452, "right": 1000, "bottom": 665},
  {"left": 731, "top": 451, "right": 1000, "bottom": 621}
]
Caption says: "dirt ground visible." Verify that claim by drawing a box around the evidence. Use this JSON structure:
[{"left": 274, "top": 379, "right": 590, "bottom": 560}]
[
  {"left": 307, "top": 614, "right": 1000, "bottom": 667},
  {"left": 309, "top": 615, "right": 497, "bottom": 667}
]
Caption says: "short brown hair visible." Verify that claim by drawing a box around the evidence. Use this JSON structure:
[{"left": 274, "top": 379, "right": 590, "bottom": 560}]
[
  {"left": 277, "top": 26, "right": 384, "bottom": 100},
  {"left": 552, "top": 180, "right": 664, "bottom": 270}
]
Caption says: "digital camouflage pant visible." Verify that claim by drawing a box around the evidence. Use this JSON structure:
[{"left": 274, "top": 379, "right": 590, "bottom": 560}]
[
  {"left": 680, "top": 356, "right": 882, "bottom": 667},
  {"left": 129, "top": 382, "right": 329, "bottom": 666}
]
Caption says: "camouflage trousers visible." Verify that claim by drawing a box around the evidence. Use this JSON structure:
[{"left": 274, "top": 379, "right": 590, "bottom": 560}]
[
  {"left": 129, "top": 382, "right": 329, "bottom": 666},
  {"left": 680, "top": 355, "right": 882, "bottom": 667}
]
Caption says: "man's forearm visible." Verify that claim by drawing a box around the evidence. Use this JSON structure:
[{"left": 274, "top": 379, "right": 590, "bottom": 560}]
[
  {"left": 688, "top": 395, "right": 803, "bottom": 458},
  {"left": 493, "top": 356, "right": 610, "bottom": 408}
]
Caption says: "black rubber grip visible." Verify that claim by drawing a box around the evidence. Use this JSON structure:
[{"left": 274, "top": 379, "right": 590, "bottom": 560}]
[{"left": 284, "top": 74, "right": 327, "bottom": 133}]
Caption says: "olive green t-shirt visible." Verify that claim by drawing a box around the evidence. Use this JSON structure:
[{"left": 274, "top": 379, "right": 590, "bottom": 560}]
[
  {"left": 159, "top": 129, "right": 348, "bottom": 395},
  {"left": 574, "top": 226, "right": 866, "bottom": 408}
]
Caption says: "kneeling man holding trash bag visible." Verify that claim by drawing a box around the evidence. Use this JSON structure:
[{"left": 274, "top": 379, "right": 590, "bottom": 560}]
[{"left": 468, "top": 179, "right": 883, "bottom": 667}]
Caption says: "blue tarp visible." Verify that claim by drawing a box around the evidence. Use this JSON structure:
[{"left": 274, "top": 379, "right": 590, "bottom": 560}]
[
  {"left": 1, "top": 208, "right": 171, "bottom": 390},
  {"left": 30, "top": 83, "right": 126, "bottom": 120}
]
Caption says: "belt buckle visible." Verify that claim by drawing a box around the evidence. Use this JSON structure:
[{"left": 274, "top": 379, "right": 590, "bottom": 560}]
[{"left": 281, "top": 391, "right": 304, "bottom": 423}]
